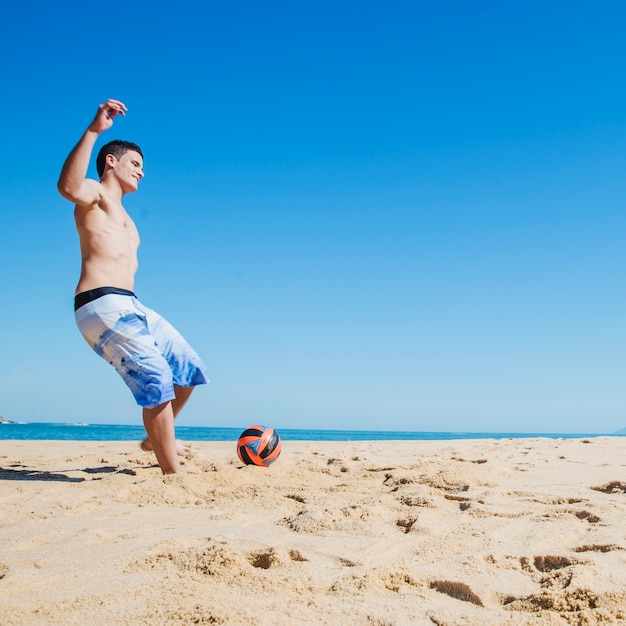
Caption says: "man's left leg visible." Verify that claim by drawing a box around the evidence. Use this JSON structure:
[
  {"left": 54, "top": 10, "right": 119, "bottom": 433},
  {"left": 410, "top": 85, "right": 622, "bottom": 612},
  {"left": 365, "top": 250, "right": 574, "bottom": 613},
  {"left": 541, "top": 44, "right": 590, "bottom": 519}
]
[
  {"left": 142, "top": 400, "right": 182, "bottom": 474},
  {"left": 172, "top": 385, "right": 194, "bottom": 417},
  {"left": 141, "top": 385, "right": 195, "bottom": 456}
]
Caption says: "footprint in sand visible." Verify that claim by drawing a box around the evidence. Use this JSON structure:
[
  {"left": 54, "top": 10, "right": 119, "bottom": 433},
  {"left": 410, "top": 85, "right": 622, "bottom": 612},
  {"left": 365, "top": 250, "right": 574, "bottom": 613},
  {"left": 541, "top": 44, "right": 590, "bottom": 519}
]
[
  {"left": 429, "top": 580, "right": 483, "bottom": 606},
  {"left": 573, "top": 544, "right": 623, "bottom": 553},
  {"left": 503, "top": 587, "right": 626, "bottom": 620},
  {"left": 574, "top": 510, "right": 600, "bottom": 523},
  {"left": 591, "top": 481, "right": 626, "bottom": 494},
  {"left": 248, "top": 548, "right": 281, "bottom": 569}
]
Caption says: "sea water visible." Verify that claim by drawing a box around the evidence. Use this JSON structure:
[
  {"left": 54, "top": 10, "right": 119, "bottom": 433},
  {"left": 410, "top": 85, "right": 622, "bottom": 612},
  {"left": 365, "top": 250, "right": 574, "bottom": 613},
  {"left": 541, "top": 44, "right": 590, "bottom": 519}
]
[{"left": 0, "top": 422, "right": 616, "bottom": 442}]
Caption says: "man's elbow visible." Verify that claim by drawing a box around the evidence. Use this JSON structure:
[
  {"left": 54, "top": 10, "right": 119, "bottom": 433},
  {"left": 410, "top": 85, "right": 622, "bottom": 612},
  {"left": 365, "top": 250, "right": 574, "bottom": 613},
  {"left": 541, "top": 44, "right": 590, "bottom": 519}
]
[
  {"left": 57, "top": 178, "right": 73, "bottom": 201},
  {"left": 57, "top": 178, "right": 84, "bottom": 204}
]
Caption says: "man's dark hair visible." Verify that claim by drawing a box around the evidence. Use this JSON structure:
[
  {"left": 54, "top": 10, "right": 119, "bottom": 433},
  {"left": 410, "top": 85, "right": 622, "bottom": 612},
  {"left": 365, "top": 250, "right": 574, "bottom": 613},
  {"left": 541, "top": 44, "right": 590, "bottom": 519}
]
[{"left": 96, "top": 140, "right": 143, "bottom": 178}]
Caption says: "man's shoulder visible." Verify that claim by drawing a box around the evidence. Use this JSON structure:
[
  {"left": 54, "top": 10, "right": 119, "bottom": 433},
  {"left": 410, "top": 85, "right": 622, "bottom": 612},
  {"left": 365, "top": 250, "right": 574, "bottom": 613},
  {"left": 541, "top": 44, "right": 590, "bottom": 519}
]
[
  {"left": 82, "top": 178, "right": 105, "bottom": 197},
  {"left": 70, "top": 179, "right": 105, "bottom": 210}
]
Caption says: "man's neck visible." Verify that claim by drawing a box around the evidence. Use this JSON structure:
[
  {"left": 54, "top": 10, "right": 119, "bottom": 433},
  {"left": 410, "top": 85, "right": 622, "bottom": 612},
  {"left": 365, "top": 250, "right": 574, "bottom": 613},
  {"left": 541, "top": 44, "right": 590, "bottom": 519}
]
[{"left": 100, "top": 176, "right": 126, "bottom": 203}]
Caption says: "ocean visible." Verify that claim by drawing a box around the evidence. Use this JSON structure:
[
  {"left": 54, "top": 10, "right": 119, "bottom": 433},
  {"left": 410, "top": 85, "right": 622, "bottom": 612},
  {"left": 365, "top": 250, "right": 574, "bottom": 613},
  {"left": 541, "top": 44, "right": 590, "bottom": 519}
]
[{"left": 0, "top": 422, "right": 617, "bottom": 442}]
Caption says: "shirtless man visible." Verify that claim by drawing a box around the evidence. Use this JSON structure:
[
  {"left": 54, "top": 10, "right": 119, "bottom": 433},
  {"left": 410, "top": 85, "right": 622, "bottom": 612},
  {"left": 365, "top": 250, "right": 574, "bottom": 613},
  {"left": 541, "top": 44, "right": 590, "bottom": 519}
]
[{"left": 58, "top": 99, "right": 208, "bottom": 474}]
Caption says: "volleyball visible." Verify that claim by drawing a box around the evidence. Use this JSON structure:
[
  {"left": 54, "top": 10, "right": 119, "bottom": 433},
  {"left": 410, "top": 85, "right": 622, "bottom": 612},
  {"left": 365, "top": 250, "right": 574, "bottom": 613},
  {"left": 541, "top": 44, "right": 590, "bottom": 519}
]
[{"left": 237, "top": 425, "right": 282, "bottom": 467}]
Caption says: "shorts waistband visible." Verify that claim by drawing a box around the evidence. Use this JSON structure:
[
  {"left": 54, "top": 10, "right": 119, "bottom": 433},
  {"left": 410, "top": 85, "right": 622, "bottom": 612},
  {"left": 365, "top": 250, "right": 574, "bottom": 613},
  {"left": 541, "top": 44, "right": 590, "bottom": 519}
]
[{"left": 74, "top": 287, "right": 136, "bottom": 311}]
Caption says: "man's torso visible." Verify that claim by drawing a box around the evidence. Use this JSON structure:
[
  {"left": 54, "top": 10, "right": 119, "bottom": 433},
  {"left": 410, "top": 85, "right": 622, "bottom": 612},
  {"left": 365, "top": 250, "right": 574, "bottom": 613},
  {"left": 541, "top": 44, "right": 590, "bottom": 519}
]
[{"left": 74, "top": 188, "right": 140, "bottom": 294}]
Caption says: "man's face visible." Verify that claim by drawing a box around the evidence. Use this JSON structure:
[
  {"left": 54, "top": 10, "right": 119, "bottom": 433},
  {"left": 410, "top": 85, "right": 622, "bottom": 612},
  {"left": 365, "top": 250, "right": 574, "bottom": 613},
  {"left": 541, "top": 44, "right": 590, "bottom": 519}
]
[{"left": 111, "top": 150, "right": 144, "bottom": 192}]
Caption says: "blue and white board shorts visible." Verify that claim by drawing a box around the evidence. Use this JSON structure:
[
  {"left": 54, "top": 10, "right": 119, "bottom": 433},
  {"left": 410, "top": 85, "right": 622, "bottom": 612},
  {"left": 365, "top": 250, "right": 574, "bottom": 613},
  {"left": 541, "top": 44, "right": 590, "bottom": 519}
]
[{"left": 74, "top": 287, "right": 208, "bottom": 408}]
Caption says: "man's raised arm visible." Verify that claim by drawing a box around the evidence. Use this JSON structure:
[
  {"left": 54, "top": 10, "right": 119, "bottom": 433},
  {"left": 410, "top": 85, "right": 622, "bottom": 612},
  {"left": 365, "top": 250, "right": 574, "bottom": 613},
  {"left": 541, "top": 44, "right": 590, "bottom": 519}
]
[{"left": 57, "top": 99, "right": 127, "bottom": 206}]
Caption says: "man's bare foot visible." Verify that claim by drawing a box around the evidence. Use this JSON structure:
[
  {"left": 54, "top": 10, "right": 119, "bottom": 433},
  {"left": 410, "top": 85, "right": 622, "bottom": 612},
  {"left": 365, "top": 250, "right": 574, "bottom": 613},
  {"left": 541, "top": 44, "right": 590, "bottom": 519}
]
[{"left": 140, "top": 438, "right": 191, "bottom": 456}]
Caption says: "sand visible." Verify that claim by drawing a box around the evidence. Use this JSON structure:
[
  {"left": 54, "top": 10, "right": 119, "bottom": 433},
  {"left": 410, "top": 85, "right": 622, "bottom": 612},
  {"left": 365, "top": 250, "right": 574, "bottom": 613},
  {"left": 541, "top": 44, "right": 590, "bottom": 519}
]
[{"left": 1, "top": 436, "right": 625, "bottom": 625}]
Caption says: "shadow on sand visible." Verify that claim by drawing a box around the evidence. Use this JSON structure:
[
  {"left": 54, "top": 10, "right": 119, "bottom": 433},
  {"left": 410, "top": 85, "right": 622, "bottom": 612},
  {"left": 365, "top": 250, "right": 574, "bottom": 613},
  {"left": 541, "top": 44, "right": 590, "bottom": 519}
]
[{"left": 0, "top": 465, "right": 137, "bottom": 482}]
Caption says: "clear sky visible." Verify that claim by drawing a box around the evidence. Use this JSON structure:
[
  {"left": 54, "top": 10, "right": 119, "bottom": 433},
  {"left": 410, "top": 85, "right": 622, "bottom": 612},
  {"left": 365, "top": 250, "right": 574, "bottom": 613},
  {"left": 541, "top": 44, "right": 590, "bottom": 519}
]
[{"left": 1, "top": 1, "right": 625, "bottom": 433}]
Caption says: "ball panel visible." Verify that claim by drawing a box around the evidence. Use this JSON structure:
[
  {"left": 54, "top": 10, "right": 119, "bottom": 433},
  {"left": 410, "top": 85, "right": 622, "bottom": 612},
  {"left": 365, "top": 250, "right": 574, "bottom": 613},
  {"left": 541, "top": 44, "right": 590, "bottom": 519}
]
[
  {"left": 240, "top": 427, "right": 265, "bottom": 439},
  {"left": 258, "top": 430, "right": 280, "bottom": 459},
  {"left": 260, "top": 447, "right": 281, "bottom": 465},
  {"left": 237, "top": 445, "right": 255, "bottom": 465},
  {"left": 238, "top": 445, "right": 264, "bottom": 466}
]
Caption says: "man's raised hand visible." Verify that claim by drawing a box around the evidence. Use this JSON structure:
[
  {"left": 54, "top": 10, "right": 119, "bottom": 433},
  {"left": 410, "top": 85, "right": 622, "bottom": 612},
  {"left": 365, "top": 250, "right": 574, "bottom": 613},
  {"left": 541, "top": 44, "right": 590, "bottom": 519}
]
[{"left": 88, "top": 99, "right": 128, "bottom": 134}]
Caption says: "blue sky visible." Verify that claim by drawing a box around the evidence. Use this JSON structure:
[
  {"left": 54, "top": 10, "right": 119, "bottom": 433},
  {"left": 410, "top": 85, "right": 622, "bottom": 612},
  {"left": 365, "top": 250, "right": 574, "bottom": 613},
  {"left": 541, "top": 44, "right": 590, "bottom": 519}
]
[{"left": 1, "top": 1, "right": 625, "bottom": 433}]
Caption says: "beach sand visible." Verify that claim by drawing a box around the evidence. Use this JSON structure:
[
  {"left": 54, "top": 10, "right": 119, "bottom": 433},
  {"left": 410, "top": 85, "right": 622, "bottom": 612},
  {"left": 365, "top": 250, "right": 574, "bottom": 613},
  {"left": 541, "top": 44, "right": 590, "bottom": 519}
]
[{"left": 1, "top": 437, "right": 625, "bottom": 625}]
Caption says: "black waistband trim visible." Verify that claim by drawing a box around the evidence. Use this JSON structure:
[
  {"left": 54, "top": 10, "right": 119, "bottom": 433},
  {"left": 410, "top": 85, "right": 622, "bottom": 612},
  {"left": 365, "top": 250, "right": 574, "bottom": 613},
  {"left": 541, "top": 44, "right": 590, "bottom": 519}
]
[{"left": 74, "top": 287, "right": 136, "bottom": 311}]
